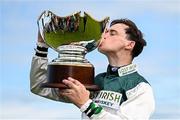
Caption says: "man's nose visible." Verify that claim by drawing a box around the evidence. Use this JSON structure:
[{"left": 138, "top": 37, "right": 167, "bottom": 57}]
[
  {"left": 102, "top": 31, "right": 109, "bottom": 39},
  {"left": 101, "top": 30, "right": 108, "bottom": 39},
  {"left": 100, "top": 34, "right": 105, "bottom": 41}
]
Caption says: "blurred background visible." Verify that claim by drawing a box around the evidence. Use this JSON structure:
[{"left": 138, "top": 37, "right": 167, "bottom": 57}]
[{"left": 0, "top": 0, "right": 180, "bottom": 119}]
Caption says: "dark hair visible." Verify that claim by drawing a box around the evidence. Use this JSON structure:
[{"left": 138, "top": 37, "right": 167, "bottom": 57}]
[{"left": 110, "top": 19, "right": 147, "bottom": 58}]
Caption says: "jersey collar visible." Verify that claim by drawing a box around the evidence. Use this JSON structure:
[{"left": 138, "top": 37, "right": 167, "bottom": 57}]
[{"left": 107, "top": 63, "right": 138, "bottom": 77}]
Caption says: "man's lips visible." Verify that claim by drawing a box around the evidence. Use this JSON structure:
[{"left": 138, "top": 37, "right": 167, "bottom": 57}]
[{"left": 98, "top": 43, "right": 102, "bottom": 48}]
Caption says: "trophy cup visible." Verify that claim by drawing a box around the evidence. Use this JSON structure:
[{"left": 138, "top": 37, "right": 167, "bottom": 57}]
[{"left": 38, "top": 10, "right": 109, "bottom": 91}]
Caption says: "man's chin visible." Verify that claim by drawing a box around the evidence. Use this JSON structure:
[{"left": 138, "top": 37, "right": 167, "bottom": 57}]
[
  {"left": 97, "top": 47, "right": 106, "bottom": 54},
  {"left": 97, "top": 47, "right": 102, "bottom": 52}
]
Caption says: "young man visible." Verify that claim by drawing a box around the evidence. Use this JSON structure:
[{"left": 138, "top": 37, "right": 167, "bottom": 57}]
[{"left": 30, "top": 19, "right": 155, "bottom": 119}]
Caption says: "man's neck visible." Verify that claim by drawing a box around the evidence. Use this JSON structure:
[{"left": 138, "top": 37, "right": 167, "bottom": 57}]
[{"left": 107, "top": 52, "right": 132, "bottom": 67}]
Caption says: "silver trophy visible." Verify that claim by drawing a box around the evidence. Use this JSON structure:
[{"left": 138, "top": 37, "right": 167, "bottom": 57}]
[{"left": 37, "top": 10, "right": 109, "bottom": 90}]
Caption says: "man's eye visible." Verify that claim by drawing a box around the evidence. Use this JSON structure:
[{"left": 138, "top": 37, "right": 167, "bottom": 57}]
[{"left": 110, "top": 32, "right": 116, "bottom": 36}]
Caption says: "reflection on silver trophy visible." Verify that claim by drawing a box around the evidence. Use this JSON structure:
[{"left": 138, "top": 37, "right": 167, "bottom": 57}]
[{"left": 37, "top": 10, "right": 109, "bottom": 90}]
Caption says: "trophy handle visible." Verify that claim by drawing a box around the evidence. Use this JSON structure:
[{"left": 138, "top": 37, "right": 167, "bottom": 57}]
[
  {"left": 37, "top": 10, "right": 59, "bottom": 52},
  {"left": 37, "top": 10, "right": 49, "bottom": 42}
]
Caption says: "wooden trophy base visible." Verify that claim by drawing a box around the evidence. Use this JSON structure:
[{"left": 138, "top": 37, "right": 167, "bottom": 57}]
[{"left": 41, "top": 64, "right": 100, "bottom": 91}]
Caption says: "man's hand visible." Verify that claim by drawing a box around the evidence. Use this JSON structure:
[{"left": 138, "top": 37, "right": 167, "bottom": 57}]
[
  {"left": 37, "top": 30, "right": 45, "bottom": 43},
  {"left": 60, "top": 77, "right": 90, "bottom": 108}
]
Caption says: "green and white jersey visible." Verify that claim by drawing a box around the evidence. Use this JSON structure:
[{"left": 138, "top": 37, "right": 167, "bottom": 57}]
[
  {"left": 80, "top": 64, "right": 155, "bottom": 119},
  {"left": 94, "top": 64, "right": 149, "bottom": 107},
  {"left": 30, "top": 45, "right": 155, "bottom": 120}
]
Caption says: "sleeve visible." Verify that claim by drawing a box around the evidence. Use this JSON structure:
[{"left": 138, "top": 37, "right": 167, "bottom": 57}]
[
  {"left": 30, "top": 42, "right": 70, "bottom": 102},
  {"left": 80, "top": 82, "right": 155, "bottom": 120}
]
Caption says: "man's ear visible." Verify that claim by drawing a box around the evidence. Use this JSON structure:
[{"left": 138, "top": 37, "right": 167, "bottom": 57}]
[{"left": 125, "top": 41, "right": 135, "bottom": 50}]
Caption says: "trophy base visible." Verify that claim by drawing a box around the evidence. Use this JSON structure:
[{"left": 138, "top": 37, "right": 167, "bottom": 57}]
[
  {"left": 41, "top": 63, "right": 100, "bottom": 91},
  {"left": 41, "top": 83, "right": 100, "bottom": 91}
]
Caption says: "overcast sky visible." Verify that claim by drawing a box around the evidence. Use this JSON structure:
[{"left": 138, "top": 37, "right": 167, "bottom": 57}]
[{"left": 1, "top": 0, "right": 180, "bottom": 119}]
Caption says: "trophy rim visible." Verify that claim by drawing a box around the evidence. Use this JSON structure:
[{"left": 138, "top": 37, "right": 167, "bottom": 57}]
[
  {"left": 40, "top": 10, "right": 109, "bottom": 23},
  {"left": 37, "top": 10, "right": 110, "bottom": 50},
  {"left": 41, "top": 83, "right": 100, "bottom": 91}
]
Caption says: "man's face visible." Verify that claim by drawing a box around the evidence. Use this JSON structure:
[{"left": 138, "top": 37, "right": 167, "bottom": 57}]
[{"left": 98, "top": 23, "right": 133, "bottom": 54}]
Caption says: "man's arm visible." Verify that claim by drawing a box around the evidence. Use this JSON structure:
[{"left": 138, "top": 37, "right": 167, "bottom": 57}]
[{"left": 30, "top": 31, "right": 70, "bottom": 102}]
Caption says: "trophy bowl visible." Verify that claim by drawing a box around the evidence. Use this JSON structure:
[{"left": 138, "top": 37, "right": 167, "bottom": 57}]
[{"left": 38, "top": 10, "right": 109, "bottom": 91}]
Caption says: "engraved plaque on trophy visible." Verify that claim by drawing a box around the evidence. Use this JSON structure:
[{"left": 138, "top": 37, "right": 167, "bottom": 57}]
[{"left": 37, "top": 10, "right": 109, "bottom": 90}]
